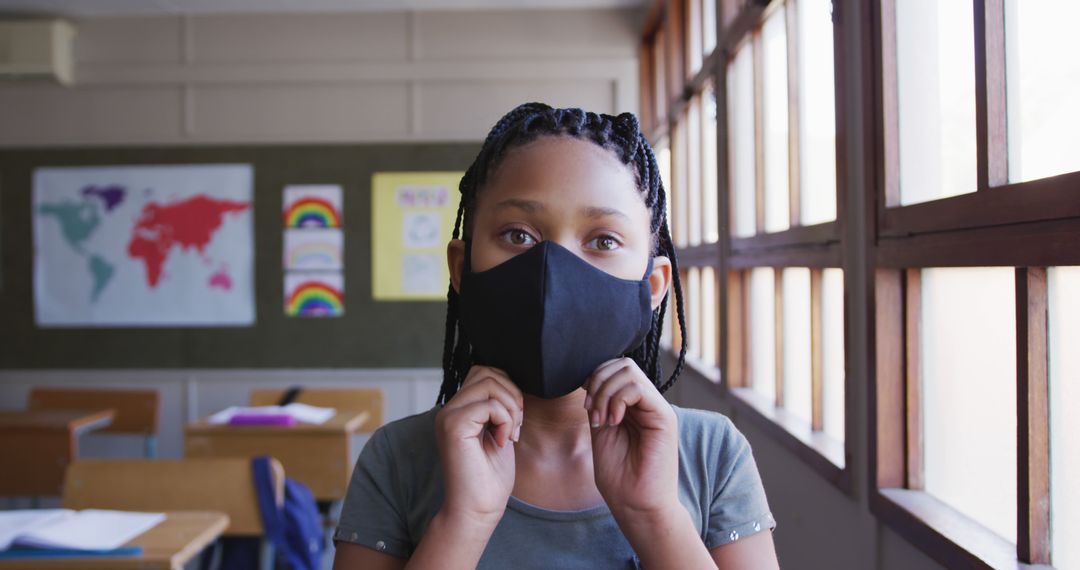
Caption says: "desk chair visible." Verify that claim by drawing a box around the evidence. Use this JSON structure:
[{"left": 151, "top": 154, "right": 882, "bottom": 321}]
[
  {"left": 29, "top": 388, "right": 161, "bottom": 457},
  {"left": 247, "top": 387, "right": 382, "bottom": 532},
  {"left": 63, "top": 457, "right": 285, "bottom": 570}
]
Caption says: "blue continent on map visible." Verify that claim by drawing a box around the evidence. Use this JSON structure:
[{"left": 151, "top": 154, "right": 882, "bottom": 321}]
[
  {"left": 88, "top": 254, "right": 115, "bottom": 302},
  {"left": 38, "top": 198, "right": 115, "bottom": 301},
  {"left": 37, "top": 200, "right": 100, "bottom": 254}
]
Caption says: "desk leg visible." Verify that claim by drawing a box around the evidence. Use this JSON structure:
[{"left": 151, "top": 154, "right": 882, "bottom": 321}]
[{"left": 261, "top": 539, "right": 276, "bottom": 570}]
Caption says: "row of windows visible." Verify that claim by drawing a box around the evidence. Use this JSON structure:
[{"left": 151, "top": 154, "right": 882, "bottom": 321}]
[{"left": 641, "top": 0, "right": 1079, "bottom": 568}]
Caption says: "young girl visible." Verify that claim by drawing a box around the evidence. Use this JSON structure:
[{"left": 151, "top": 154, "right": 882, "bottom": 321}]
[{"left": 332, "top": 103, "right": 779, "bottom": 569}]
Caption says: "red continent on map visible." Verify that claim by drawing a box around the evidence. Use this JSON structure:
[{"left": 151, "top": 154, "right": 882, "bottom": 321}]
[{"left": 127, "top": 195, "right": 249, "bottom": 288}]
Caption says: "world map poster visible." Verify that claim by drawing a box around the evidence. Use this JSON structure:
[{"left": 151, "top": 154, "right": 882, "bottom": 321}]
[{"left": 33, "top": 164, "right": 255, "bottom": 327}]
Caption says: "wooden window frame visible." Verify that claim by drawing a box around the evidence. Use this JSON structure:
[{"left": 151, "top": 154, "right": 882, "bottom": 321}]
[
  {"left": 643, "top": 0, "right": 854, "bottom": 493},
  {"left": 645, "top": 0, "right": 1080, "bottom": 564},
  {"left": 720, "top": 0, "right": 852, "bottom": 493},
  {"left": 869, "top": 0, "right": 1079, "bottom": 567}
]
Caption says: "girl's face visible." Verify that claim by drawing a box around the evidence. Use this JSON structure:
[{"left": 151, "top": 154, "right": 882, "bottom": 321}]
[{"left": 448, "top": 135, "right": 671, "bottom": 311}]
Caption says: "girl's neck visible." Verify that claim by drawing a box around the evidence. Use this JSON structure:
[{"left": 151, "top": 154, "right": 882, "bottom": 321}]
[{"left": 517, "top": 389, "right": 592, "bottom": 458}]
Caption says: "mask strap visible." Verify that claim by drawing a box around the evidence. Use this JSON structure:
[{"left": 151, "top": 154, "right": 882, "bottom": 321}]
[{"left": 643, "top": 255, "right": 655, "bottom": 281}]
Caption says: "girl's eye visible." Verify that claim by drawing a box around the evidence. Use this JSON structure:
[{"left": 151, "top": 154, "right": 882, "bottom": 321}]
[
  {"left": 503, "top": 229, "right": 537, "bottom": 246},
  {"left": 588, "top": 235, "right": 622, "bottom": 251}
]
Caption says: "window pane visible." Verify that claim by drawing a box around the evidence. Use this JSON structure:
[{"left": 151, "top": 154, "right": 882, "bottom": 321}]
[
  {"left": 797, "top": 0, "right": 837, "bottom": 225},
  {"left": 673, "top": 118, "right": 689, "bottom": 247},
  {"left": 702, "top": 266, "right": 718, "bottom": 368},
  {"left": 762, "top": 10, "right": 791, "bottom": 232},
  {"left": 921, "top": 267, "right": 1016, "bottom": 544},
  {"left": 703, "top": 0, "right": 717, "bottom": 56},
  {"left": 782, "top": 268, "right": 812, "bottom": 424},
  {"left": 687, "top": 0, "right": 703, "bottom": 76},
  {"left": 687, "top": 98, "right": 703, "bottom": 247},
  {"left": 1005, "top": 0, "right": 1080, "bottom": 183},
  {"left": 703, "top": 82, "right": 719, "bottom": 243},
  {"left": 1049, "top": 267, "right": 1080, "bottom": 568},
  {"left": 822, "top": 268, "right": 845, "bottom": 442},
  {"left": 728, "top": 41, "right": 756, "bottom": 238},
  {"left": 895, "top": 0, "right": 977, "bottom": 205},
  {"left": 653, "top": 29, "right": 667, "bottom": 124},
  {"left": 750, "top": 268, "right": 777, "bottom": 402},
  {"left": 656, "top": 139, "right": 672, "bottom": 230}
]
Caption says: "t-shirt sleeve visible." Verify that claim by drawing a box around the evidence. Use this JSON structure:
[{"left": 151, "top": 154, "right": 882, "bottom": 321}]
[
  {"left": 333, "top": 427, "right": 413, "bottom": 559},
  {"left": 704, "top": 419, "right": 777, "bottom": 548}
]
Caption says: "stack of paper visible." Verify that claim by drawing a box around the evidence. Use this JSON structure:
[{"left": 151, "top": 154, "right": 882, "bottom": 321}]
[
  {"left": 207, "top": 402, "right": 336, "bottom": 425},
  {"left": 0, "top": 509, "right": 164, "bottom": 557}
]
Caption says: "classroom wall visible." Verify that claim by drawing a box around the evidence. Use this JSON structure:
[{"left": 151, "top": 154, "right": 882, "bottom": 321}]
[
  {"left": 0, "top": 9, "right": 641, "bottom": 147},
  {"left": 0, "top": 143, "right": 482, "bottom": 369}
]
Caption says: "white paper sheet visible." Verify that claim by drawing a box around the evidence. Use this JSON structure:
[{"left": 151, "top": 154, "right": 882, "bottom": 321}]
[
  {"left": 0, "top": 510, "right": 73, "bottom": 550},
  {"left": 8, "top": 509, "right": 164, "bottom": 551}
]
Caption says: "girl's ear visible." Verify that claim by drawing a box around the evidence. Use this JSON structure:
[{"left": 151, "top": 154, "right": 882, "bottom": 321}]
[
  {"left": 648, "top": 256, "right": 672, "bottom": 310},
  {"left": 447, "top": 239, "right": 466, "bottom": 293}
]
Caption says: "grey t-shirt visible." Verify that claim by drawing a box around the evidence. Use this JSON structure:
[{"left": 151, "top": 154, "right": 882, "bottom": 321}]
[{"left": 334, "top": 404, "right": 776, "bottom": 568}]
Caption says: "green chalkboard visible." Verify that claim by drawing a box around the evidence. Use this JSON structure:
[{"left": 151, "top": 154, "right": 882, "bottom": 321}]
[{"left": 0, "top": 143, "right": 480, "bottom": 369}]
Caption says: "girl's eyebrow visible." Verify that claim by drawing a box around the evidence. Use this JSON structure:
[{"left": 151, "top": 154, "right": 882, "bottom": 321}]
[
  {"left": 582, "top": 206, "right": 630, "bottom": 222},
  {"left": 494, "top": 198, "right": 629, "bottom": 222},
  {"left": 495, "top": 198, "right": 544, "bottom": 213}
]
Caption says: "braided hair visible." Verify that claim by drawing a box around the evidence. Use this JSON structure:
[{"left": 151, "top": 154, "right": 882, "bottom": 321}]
[{"left": 436, "top": 102, "right": 688, "bottom": 405}]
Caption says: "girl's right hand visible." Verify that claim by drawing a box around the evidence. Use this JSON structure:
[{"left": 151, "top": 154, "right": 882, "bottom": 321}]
[{"left": 434, "top": 365, "right": 523, "bottom": 527}]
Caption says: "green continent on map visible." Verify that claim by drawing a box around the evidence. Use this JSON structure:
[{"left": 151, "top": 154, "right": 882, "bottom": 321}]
[
  {"left": 88, "top": 254, "right": 115, "bottom": 302},
  {"left": 37, "top": 200, "right": 100, "bottom": 253}
]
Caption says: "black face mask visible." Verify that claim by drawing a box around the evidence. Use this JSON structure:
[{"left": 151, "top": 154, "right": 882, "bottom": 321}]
[{"left": 458, "top": 239, "right": 655, "bottom": 399}]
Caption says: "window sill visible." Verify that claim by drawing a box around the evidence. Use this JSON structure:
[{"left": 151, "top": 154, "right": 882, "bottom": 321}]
[
  {"left": 681, "top": 353, "right": 721, "bottom": 384},
  {"left": 726, "top": 386, "right": 850, "bottom": 492},
  {"left": 871, "top": 488, "right": 1053, "bottom": 570},
  {"left": 659, "top": 352, "right": 850, "bottom": 494}
]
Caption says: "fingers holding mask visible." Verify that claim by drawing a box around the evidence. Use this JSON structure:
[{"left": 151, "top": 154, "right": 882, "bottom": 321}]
[
  {"left": 583, "top": 358, "right": 632, "bottom": 427},
  {"left": 448, "top": 398, "right": 516, "bottom": 448},
  {"left": 584, "top": 357, "right": 671, "bottom": 428},
  {"left": 447, "top": 365, "right": 524, "bottom": 442}
]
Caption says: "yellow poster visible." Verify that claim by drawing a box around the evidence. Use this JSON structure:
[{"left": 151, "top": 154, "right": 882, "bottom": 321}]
[{"left": 371, "top": 172, "right": 463, "bottom": 301}]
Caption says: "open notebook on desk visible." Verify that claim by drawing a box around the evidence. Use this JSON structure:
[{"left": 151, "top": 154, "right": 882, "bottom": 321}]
[{"left": 0, "top": 509, "right": 164, "bottom": 558}]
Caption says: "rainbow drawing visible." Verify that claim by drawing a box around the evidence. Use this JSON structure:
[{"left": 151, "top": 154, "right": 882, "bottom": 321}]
[
  {"left": 284, "top": 197, "right": 341, "bottom": 228},
  {"left": 286, "top": 243, "right": 341, "bottom": 269},
  {"left": 285, "top": 274, "right": 344, "bottom": 317},
  {"left": 283, "top": 185, "right": 343, "bottom": 228},
  {"left": 283, "top": 229, "right": 343, "bottom": 270}
]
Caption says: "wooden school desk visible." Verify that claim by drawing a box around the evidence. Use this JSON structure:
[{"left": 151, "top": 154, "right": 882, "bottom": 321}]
[
  {"left": 184, "top": 410, "right": 369, "bottom": 501},
  {"left": 0, "top": 409, "right": 115, "bottom": 497},
  {"left": 0, "top": 511, "right": 229, "bottom": 570}
]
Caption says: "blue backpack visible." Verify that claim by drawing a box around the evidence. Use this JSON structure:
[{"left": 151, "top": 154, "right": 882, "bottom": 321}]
[{"left": 251, "top": 455, "right": 324, "bottom": 570}]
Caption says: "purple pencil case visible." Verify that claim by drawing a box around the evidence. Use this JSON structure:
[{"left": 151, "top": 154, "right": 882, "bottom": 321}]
[{"left": 228, "top": 413, "right": 297, "bottom": 426}]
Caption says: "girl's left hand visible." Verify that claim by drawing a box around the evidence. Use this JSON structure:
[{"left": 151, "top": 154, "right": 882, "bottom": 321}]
[{"left": 584, "top": 357, "right": 680, "bottom": 519}]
